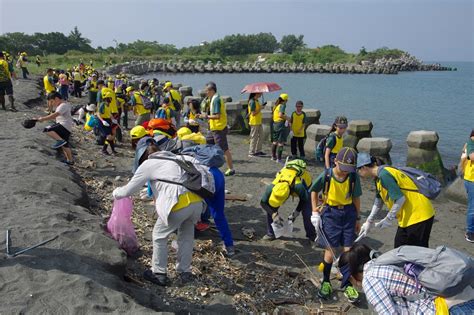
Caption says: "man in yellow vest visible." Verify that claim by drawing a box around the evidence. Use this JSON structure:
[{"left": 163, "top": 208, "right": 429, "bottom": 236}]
[
  {"left": 17, "top": 52, "right": 29, "bottom": 79},
  {"left": 198, "top": 82, "right": 235, "bottom": 176},
  {"left": 43, "top": 68, "right": 56, "bottom": 113},
  {"left": 86, "top": 73, "right": 99, "bottom": 105},
  {"left": 0, "top": 51, "right": 17, "bottom": 112},
  {"left": 460, "top": 129, "right": 474, "bottom": 242},
  {"left": 356, "top": 152, "right": 435, "bottom": 248}
]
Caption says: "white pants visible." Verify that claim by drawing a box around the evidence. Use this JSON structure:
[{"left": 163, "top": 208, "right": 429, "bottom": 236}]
[{"left": 152, "top": 201, "right": 203, "bottom": 274}]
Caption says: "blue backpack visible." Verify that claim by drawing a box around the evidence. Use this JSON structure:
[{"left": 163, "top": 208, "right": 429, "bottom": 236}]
[
  {"left": 315, "top": 133, "right": 335, "bottom": 162},
  {"left": 378, "top": 166, "right": 442, "bottom": 200},
  {"left": 155, "top": 108, "right": 167, "bottom": 119},
  {"left": 181, "top": 144, "right": 225, "bottom": 168}
]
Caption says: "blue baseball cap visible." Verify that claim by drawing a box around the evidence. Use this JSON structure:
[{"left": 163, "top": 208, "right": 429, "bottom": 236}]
[
  {"left": 335, "top": 147, "right": 357, "bottom": 173},
  {"left": 356, "top": 152, "right": 372, "bottom": 169}
]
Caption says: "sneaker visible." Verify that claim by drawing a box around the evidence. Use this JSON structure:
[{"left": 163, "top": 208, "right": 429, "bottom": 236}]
[
  {"left": 271, "top": 156, "right": 277, "bottom": 161},
  {"left": 101, "top": 149, "right": 110, "bottom": 156},
  {"left": 111, "top": 150, "right": 119, "bottom": 156},
  {"left": 10, "top": 107, "right": 18, "bottom": 112},
  {"left": 261, "top": 234, "right": 275, "bottom": 241},
  {"left": 225, "top": 246, "right": 235, "bottom": 257},
  {"left": 61, "top": 159, "right": 75, "bottom": 166},
  {"left": 143, "top": 269, "right": 168, "bottom": 286},
  {"left": 224, "top": 169, "right": 235, "bottom": 176},
  {"left": 466, "top": 232, "right": 474, "bottom": 243},
  {"left": 195, "top": 221, "right": 210, "bottom": 232},
  {"left": 51, "top": 140, "right": 67, "bottom": 149},
  {"left": 179, "top": 272, "right": 194, "bottom": 284},
  {"left": 248, "top": 153, "right": 257, "bottom": 158},
  {"left": 344, "top": 285, "right": 360, "bottom": 303},
  {"left": 318, "top": 281, "right": 333, "bottom": 299},
  {"left": 276, "top": 159, "right": 284, "bottom": 164}
]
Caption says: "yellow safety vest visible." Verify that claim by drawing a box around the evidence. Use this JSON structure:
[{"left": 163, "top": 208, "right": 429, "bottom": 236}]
[
  {"left": 331, "top": 134, "right": 343, "bottom": 154},
  {"left": 376, "top": 167, "right": 435, "bottom": 228},
  {"left": 273, "top": 104, "right": 285, "bottom": 123},
  {"left": 248, "top": 99, "right": 262, "bottom": 126},
  {"left": 133, "top": 92, "right": 150, "bottom": 115},
  {"left": 464, "top": 159, "right": 474, "bottom": 182},
  {"left": 326, "top": 175, "right": 354, "bottom": 206},
  {"left": 43, "top": 75, "right": 56, "bottom": 93},
  {"left": 291, "top": 112, "right": 305, "bottom": 137},
  {"left": 89, "top": 80, "right": 98, "bottom": 92},
  {"left": 209, "top": 94, "right": 227, "bottom": 131}
]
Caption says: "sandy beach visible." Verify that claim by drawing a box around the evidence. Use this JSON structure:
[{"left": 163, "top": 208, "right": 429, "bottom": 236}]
[{"left": 0, "top": 78, "right": 472, "bottom": 314}]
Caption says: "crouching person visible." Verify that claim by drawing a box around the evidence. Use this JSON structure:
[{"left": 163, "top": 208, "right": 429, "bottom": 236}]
[
  {"left": 35, "top": 92, "right": 74, "bottom": 165},
  {"left": 260, "top": 159, "right": 315, "bottom": 242},
  {"left": 112, "top": 144, "right": 205, "bottom": 286}
]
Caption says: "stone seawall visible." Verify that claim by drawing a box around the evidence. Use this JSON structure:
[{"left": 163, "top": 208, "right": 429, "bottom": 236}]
[{"left": 106, "top": 56, "right": 454, "bottom": 76}]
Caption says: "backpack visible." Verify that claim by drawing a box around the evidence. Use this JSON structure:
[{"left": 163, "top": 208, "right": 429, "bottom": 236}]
[
  {"left": 168, "top": 91, "right": 182, "bottom": 111},
  {"left": 315, "top": 133, "right": 335, "bottom": 162},
  {"left": 371, "top": 245, "right": 474, "bottom": 299},
  {"left": 378, "top": 166, "right": 442, "bottom": 200},
  {"left": 181, "top": 145, "right": 225, "bottom": 168},
  {"left": 155, "top": 108, "right": 168, "bottom": 120},
  {"left": 140, "top": 94, "right": 154, "bottom": 110},
  {"left": 149, "top": 154, "right": 215, "bottom": 199}
]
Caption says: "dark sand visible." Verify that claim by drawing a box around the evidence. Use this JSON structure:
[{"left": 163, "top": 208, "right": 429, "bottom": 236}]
[{"left": 1, "top": 78, "right": 472, "bottom": 314}]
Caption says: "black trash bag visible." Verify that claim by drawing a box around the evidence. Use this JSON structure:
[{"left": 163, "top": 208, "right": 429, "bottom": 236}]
[{"left": 22, "top": 119, "right": 37, "bottom": 129}]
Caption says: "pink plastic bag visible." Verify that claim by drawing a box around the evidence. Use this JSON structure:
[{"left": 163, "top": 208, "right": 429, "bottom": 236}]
[{"left": 107, "top": 197, "right": 138, "bottom": 255}]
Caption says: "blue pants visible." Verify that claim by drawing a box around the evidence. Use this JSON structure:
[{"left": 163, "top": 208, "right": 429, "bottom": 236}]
[
  {"left": 320, "top": 204, "right": 357, "bottom": 248},
  {"left": 265, "top": 199, "right": 316, "bottom": 240},
  {"left": 465, "top": 180, "right": 474, "bottom": 233},
  {"left": 202, "top": 167, "right": 234, "bottom": 247}
]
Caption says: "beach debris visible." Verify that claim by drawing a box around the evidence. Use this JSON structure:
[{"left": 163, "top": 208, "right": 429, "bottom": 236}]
[
  {"left": 5, "top": 229, "right": 58, "bottom": 258},
  {"left": 241, "top": 227, "right": 255, "bottom": 239}
]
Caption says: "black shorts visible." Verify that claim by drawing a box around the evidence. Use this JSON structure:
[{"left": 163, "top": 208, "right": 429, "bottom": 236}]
[
  {"left": 206, "top": 127, "right": 229, "bottom": 151},
  {"left": 44, "top": 123, "right": 71, "bottom": 146},
  {"left": 394, "top": 216, "right": 434, "bottom": 248},
  {"left": 0, "top": 80, "right": 13, "bottom": 96}
]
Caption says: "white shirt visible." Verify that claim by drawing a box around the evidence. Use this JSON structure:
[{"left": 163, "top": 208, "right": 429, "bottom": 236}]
[{"left": 55, "top": 102, "right": 74, "bottom": 131}]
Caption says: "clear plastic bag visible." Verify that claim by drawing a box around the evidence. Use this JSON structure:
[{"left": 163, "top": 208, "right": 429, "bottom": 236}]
[{"left": 107, "top": 197, "right": 138, "bottom": 255}]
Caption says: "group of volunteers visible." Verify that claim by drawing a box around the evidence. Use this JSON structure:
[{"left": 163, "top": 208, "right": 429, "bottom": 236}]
[{"left": 20, "top": 57, "right": 473, "bottom": 314}]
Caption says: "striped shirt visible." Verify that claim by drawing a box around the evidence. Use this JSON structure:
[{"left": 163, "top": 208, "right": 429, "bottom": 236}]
[{"left": 363, "top": 261, "right": 436, "bottom": 314}]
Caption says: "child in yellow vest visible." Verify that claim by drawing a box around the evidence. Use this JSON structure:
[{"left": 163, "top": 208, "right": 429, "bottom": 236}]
[
  {"left": 356, "top": 152, "right": 435, "bottom": 248},
  {"left": 460, "top": 129, "right": 474, "bottom": 242},
  {"left": 324, "top": 116, "right": 348, "bottom": 169},
  {"left": 290, "top": 100, "right": 306, "bottom": 160},
  {"left": 310, "top": 147, "right": 362, "bottom": 303}
]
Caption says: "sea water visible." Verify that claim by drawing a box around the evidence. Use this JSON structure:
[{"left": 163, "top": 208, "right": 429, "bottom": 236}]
[{"left": 144, "top": 62, "right": 473, "bottom": 167}]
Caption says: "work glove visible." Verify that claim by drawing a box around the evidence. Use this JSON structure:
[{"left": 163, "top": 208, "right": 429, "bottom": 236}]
[
  {"left": 288, "top": 210, "right": 300, "bottom": 223},
  {"left": 375, "top": 216, "right": 394, "bottom": 229},
  {"left": 357, "top": 220, "right": 374, "bottom": 240},
  {"left": 188, "top": 119, "right": 196, "bottom": 124},
  {"left": 311, "top": 212, "right": 322, "bottom": 242},
  {"left": 272, "top": 213, "right": 284, "bottom": 229},
  {"left": 102, "top": 120, "right": 110, "bottom": 127},
  {"left": 111, "top": 118, "right": 118, "bottom": 125}
]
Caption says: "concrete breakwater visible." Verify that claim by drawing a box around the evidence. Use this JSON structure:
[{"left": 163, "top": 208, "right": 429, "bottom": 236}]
[{"left": 106, "top": 55, "right": 454, "bottom": 76}]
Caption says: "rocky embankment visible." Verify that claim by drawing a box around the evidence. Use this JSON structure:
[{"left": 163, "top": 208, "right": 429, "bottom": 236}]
[{"left": 107, "top": 54, "right": 454, "bottom": 76}]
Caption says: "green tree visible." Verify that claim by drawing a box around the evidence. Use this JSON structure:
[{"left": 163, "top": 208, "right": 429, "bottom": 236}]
[
  {"left": 280, "top": 34, "right": 305, "bottom": 54},
  {"left": 68, "top": 26, "right": 93, "bottom": 52}
]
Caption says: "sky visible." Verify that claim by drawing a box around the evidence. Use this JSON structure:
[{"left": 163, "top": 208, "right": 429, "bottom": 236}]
[{"left": 1, "top": 0, "right": 473, "bottom": 61}]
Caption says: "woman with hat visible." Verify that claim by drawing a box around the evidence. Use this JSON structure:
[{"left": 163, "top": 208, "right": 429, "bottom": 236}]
[
  {"left": 356, "top": 152, "right": 435, "bottom": 248},
  {"left": 271, "top": 93, "right": 290, "bottom": 163},
  {"left": 310, "top": 147, "right": 361, "bottom": 303}
]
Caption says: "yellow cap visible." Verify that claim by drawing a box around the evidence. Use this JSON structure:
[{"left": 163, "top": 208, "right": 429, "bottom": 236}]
[
  {"left": 164, "top": 81, "right": 172, "bottom": 89},
  {"left": 268, "top": 182, "right": 290, "bottom": 208},
  {"left": 177, "top": 127, "right": 192, "bottom": 139},
  {"left": 130, "top": 126, "right": 147, "bottom": 139},
  {"left": 279, "top": 93, "right": 289, "bottom": 101},
  {"left": 126, "top": 86, "right": 135, "bottom": 93}
]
